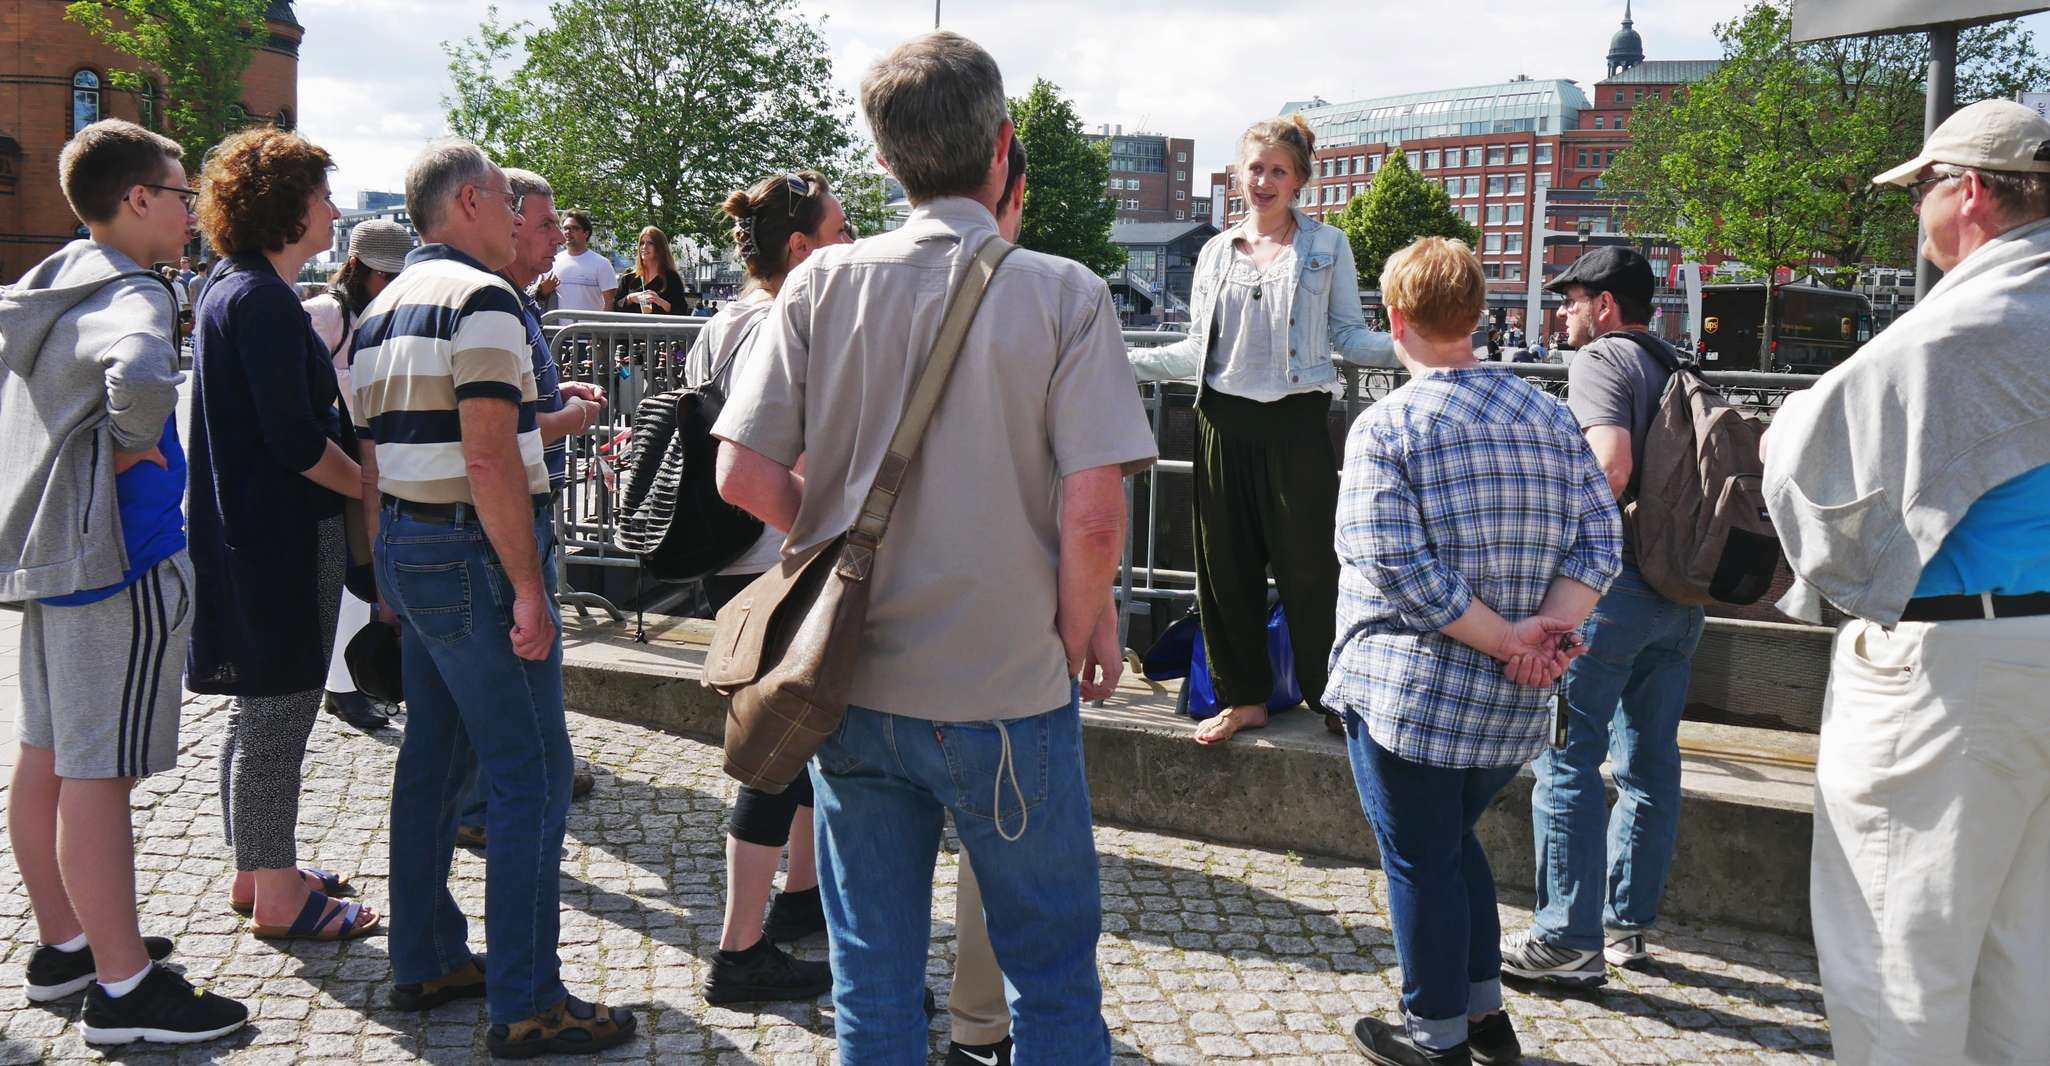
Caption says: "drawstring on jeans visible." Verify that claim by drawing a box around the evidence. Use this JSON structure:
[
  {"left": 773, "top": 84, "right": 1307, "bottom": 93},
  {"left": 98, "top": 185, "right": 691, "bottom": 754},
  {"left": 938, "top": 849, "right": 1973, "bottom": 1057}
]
[{"left": 992, "top": 718, "right": 1029, "bottom": 843}]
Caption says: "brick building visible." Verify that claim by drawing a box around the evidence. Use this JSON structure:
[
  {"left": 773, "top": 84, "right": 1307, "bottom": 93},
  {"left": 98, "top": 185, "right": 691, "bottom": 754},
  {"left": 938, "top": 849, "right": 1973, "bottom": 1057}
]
[
  {"left": 0, "top": 0, "right": 303, "bottom": 278},
  {"left": 1085, "top": 127, "right": 1201, "bottom": 224},
  {"left": 1212, "top": 4, "right": 1718, "bottom": 338}
]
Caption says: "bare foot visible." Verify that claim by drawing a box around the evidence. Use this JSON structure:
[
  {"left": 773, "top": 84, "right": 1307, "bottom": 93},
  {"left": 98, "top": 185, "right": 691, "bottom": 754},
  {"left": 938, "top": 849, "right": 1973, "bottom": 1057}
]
[{"left": 1194, "top": 703, "right": 1271, "bottom": 745}]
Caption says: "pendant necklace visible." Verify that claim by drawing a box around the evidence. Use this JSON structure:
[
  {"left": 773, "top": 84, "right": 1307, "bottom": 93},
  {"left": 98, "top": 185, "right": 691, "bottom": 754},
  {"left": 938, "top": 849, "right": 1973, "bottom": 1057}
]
[{"left": 1249, "top": 218, "right": 1294, "bottom": 301}]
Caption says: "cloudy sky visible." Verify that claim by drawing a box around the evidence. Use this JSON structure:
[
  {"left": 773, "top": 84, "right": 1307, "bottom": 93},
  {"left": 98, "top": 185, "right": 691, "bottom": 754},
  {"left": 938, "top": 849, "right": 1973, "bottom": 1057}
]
[{"left": 294, "top": 0, "right": 2050, "bottom": 205}]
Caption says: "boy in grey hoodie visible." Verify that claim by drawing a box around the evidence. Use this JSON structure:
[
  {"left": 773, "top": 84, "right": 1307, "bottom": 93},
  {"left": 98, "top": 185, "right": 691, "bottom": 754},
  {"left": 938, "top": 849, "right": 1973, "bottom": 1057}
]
[{"left": 0, "top": 120, "right": 246, "bottom": 1045}]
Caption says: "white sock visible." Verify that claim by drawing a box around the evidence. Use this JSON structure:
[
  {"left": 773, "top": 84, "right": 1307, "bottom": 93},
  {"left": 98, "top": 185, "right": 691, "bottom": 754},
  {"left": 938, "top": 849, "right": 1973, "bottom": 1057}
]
[
  {"left": 48, "top": 932, "right": 89, "bottom": 953},
  {"left": 98, "top": 962, "right": 150, "bottom": 998}
]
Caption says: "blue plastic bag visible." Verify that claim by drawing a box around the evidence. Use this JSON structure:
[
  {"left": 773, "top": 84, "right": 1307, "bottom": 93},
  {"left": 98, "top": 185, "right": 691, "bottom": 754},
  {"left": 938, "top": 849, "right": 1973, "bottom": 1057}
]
[{"left": 1141, "top": 606, "right": 1302, "bottom": 721}]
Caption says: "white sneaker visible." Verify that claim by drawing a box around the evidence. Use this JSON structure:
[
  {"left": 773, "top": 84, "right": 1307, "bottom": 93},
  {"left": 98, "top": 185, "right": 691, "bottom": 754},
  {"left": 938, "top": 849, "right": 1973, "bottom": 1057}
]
[
  {"left": 1499, "top": 929, "right": 1606, "bottom": 986},
  {"left": 1604, "top": 930, "right": 1650, "bottom": 968}
]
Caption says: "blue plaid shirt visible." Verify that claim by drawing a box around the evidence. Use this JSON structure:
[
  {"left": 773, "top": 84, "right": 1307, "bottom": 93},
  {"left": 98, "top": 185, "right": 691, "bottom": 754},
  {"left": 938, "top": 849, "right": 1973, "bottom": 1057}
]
[{"left": 1327, "top": 365, "right": 1622, "bottom": 768}]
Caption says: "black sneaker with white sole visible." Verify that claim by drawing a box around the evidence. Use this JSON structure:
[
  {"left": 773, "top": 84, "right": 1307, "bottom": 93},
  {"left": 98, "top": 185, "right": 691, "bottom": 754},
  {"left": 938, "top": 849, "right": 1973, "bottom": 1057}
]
[
  {"left": 947, "top": 1034, "right": 1013, "bottom": 1066},
  {"left": 80, "top": 964, "right": 249, "bottom": 1045},
  {"left": 24, "top": 937, "right": 175, "bottom": 1002},
  {"left": 1499, "top": 929, "right": 1606, "bottom": 986},
  {"left": 1604, "top": 930, "right": 1650, "bottom": 968},
  {"left": 1350, "top": 1016, "right": 1471, "bottom": 1065},
  {"left": 701, "top": 939, "right": 832, "bottom": 1006}
]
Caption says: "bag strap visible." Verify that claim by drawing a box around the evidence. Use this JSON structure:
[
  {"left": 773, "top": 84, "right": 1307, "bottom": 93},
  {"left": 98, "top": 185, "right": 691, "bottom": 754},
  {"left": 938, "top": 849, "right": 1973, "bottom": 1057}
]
[
  {"left": 1601, "top": 328, "right": 1685, "bottom": 377},
  {"left": 845, "top": 234, "right": 1014, "bottom": 556}
]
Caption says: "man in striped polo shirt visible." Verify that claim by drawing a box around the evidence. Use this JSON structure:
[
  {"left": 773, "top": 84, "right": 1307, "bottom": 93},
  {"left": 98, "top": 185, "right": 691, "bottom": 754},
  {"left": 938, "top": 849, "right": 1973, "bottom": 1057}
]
[{"left": 349, "top": 138, "right": 635, "bottom": 1058}]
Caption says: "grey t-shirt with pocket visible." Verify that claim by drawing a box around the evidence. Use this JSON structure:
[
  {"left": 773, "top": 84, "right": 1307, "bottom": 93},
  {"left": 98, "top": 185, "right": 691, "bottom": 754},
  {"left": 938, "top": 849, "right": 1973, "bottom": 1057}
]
[{"left": 1565, "top": 332, "right": 1673, "bottom": 562}]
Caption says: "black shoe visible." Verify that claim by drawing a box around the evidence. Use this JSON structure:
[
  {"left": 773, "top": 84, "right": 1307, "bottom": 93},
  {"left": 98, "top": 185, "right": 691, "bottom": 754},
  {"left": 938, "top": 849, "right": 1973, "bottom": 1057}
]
[
  {"left": 25, "top": 936, "right": 174, "bottom": 1002},
  {"left": 947, "top": 1035, "right": 1014, "bottom": 1066},
  {"left": 702, "top": 939, "right": 832, "bottom": 1006},
  {"left": 1468, "top": 1011, "right": 1522, "bottom": 1066},
  {"left": 80, "top": 964, "right": 248, "bottom": 1045},
  {"left": 1350, "top": 1016, "right": 1471, "bottom": 1065},
  {"left": 391, "top": 954, "right": 487, "bottom": 1011},
  {"left": 761, "top": 886, "right": 826, "bottom": 942},
  {"left": 323, "top": 689, "right": 392, "bottom": 732}
]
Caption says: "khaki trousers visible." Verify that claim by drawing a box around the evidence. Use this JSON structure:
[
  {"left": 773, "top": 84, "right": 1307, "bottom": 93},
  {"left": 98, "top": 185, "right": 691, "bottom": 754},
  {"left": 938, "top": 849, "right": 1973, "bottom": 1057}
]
[
  {"left": 1812, "top": 614, "right": 2050, "bottom": 1066},
  {"left": 951, "top": 841, "right": 1010, "bottom": 1045}
]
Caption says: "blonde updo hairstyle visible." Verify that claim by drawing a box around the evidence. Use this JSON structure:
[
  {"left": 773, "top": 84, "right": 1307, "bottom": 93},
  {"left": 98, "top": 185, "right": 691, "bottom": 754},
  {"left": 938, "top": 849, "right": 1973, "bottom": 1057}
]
[
  {"left": 722, "top": 169, "right": 831, "bottom": 285},
  {"left": 1237, "top": 113, "right": 1317, "bottom": 192}
]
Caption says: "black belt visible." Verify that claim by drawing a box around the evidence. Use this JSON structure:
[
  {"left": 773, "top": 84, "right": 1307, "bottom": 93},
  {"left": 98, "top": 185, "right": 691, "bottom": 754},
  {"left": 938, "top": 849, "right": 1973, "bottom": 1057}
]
[
  {"left": 381, "top": 494, "right": 551, "bottom": 524},
  {"left": 1899, "top": 592, "right": 2050, "bottom": 623}
]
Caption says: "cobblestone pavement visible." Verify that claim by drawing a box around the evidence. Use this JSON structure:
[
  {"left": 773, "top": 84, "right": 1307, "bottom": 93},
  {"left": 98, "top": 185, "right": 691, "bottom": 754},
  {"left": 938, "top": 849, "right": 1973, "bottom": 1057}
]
[{"left": 0, "top": 695, "right": 1832, "bottom": 1064}]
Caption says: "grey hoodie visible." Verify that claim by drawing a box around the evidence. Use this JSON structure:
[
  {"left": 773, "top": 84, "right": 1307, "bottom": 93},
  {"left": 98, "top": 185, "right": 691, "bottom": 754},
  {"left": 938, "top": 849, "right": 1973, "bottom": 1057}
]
[{"left": 0, "top": 240, "right": 183, "bottom": 601}]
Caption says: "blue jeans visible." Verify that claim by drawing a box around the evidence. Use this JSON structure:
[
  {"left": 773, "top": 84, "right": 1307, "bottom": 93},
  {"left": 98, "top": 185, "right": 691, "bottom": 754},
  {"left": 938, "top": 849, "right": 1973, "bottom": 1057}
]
[
  {"left": 810, "top": 694, "right": 1109, "bottom": 1066},
  {"left": 1530, "top": 562, "right": 1705, "bottom": 951},
  {"left": 378, "top": 508, "right": 573, "bottom": 1025},
  {"left": 1346, "top": 718, "right": 1519, "bottom": 1051}
]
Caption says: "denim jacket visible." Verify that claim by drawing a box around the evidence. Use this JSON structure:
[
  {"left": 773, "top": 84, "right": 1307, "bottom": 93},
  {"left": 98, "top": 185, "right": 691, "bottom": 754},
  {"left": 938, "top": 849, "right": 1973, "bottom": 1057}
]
[{"left": 1129, "top": 208, "right": 1396, "bottom": 394}]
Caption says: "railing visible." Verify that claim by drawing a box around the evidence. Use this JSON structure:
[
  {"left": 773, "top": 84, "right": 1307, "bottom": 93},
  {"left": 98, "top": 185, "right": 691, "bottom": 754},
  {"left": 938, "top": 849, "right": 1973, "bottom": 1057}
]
[
  {"left": 532, "top": 316, "right": 1819, "bottom": 638},
  {"left": 1113, "top": 329, "right": 1820, "bottom": 645}
]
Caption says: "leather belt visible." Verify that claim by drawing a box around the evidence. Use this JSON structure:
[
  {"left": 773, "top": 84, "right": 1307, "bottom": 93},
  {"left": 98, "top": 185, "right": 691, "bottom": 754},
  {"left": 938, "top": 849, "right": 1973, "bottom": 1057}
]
[
  {"left": 381, "top": 493, "right": 551, "bottom": 524},
  {"left": 1898, "top": 591, "right": 2050, "bottom": 623}
]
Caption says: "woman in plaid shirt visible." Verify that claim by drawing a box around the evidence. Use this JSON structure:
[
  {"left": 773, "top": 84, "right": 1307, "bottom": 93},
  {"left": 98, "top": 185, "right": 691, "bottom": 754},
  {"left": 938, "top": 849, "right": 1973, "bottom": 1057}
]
[{"left": 1329, "top": 239, "right": 1622, "bottom": 1066}]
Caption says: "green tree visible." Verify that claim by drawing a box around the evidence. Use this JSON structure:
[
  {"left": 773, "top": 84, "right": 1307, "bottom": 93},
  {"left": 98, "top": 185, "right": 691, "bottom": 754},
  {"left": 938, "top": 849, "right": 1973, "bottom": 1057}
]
[
  {"left": 64, "top": 0, "right": 272, "bottom": 161},
  {"left": 1330, "top": 149, "right": 1479, "bottom": 290},
  {"left": 1607, "top": 0, "right": 2049, "bottom": 364},
  {"left": 1008, "top": 79, "right": 1124, "bottom": 276},
  {"left": 443, "top": 0, "right": 868, "bottom": 252}
]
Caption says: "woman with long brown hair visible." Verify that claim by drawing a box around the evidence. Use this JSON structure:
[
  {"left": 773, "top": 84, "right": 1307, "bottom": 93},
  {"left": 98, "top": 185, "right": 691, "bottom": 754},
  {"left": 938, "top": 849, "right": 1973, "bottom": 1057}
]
[{"left": 614, "top": 225, "right": 687, "bottom": 314}]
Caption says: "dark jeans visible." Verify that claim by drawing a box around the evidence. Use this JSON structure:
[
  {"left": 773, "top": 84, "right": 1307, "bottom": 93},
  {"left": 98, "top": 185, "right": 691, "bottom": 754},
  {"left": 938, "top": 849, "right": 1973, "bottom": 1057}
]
[
  {"left": 1192, "top": 389, "right": 1339, "bottom": 710},
  {"left": 1347, "top": 718, "right": 1518, "bottom": 1051},
  {"left": 379, "top": 508, "right": 572, "bottom": 1025}
]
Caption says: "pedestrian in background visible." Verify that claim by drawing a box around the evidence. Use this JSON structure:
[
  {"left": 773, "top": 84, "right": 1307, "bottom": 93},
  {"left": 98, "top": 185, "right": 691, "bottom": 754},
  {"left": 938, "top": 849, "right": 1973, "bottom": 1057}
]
[
  {"left": 615, "top": 225, "right": 687, "bottom": 315},
  {"left": 549, "top": 208, "right": 615, "bottom": 314},
  {"left": 1128, "top": 113, "right": 1399, "bottom": 745},
  {"left": 1331, "top": 236, "right": 1619, "bottom": 1066},
  {"left": 186, "top": 126, "right": 376, "bottom": 942}
]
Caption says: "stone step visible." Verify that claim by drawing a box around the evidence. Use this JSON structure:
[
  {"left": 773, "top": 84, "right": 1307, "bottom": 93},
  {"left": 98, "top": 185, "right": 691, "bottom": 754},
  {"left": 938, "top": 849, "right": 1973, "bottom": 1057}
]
[{"left": 560, "top": 614, "right": 1818, "bottom": 939}]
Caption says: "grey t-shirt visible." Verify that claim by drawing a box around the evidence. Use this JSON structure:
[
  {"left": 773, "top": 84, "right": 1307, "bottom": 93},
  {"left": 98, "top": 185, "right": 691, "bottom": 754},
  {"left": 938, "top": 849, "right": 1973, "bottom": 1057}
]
[
  {"left": 1566, "top": 331, "right": 1674, "bottom": 562},
  {"left": 712, "top": 197, "right": 1158, "bottom": 723}
]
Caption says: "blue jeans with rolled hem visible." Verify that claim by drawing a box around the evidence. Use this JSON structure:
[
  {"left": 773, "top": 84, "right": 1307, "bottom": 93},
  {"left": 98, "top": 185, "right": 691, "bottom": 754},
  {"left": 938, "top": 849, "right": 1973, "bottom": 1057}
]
[
  {"left": 1530, "top": 562, "right": 1705, "bottom": 951},
  {"left": 378, "top": 509, "right": 572, "bottom": 1026},
  {"left": 810, "top": 693, "right": 1110, "bottom": 1066},
  {"left": 1346, "top": 717, "right": 1520, "bottom": 1052}
]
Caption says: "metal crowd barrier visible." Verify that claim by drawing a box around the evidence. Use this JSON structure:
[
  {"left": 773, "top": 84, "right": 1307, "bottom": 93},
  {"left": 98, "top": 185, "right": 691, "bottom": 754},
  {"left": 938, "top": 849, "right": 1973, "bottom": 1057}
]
[{"left": 530, "top": 314, "right": 1818, "bottom": 640}]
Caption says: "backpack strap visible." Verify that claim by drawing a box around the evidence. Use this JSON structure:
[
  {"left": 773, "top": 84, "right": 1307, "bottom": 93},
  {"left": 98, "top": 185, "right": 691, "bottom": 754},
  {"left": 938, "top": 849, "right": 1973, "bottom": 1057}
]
[
  {"left": 845, "top": 234, "right": 1014, "bottom": 557},
  {"left": 1600, "top": 328, "right": 1686, "bottom": 377}
]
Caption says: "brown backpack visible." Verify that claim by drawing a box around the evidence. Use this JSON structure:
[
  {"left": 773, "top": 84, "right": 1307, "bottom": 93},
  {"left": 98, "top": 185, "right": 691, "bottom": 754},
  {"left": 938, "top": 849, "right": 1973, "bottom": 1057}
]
[{"left": 1610, "top": 331, "right": 1781, "bottom": 606}]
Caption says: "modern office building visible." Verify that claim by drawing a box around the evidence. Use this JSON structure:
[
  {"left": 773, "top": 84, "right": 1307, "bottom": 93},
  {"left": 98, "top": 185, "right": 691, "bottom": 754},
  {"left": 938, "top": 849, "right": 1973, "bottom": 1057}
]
[{"left": 1086, "top": 127, "right": 1201, "bottom": 224}]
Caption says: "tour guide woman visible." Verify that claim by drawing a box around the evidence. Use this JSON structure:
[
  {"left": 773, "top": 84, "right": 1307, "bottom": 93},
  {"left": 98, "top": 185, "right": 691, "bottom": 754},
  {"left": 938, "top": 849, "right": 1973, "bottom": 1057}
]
[{"left": 1129, "top": 114, "right": 1398, "bottom": 745}]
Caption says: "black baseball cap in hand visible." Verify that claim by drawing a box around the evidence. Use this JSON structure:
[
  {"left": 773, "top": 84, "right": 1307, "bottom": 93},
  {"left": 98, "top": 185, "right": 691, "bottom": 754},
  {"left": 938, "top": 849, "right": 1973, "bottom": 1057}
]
[{"left": 1544, "top": 246, "right": 1655, "bottom": 307}]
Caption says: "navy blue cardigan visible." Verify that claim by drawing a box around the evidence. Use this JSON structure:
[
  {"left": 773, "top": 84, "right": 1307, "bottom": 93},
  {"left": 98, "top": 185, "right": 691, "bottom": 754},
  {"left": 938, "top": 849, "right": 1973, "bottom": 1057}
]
[{"left": 186, "top": 254, "right": 353, "bottom": 697}]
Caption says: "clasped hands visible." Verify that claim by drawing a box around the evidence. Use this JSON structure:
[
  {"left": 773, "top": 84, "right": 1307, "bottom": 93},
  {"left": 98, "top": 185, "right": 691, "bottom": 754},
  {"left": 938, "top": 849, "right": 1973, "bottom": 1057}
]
[{"left": 1493, "top": 614, "right": 1586, "bottom": 688}]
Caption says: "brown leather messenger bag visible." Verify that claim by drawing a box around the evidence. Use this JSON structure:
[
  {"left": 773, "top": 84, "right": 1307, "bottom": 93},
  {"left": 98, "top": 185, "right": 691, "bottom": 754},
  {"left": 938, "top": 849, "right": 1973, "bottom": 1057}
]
[{"left": 701, "top": 234, "right": 1015, "bottom": 792}]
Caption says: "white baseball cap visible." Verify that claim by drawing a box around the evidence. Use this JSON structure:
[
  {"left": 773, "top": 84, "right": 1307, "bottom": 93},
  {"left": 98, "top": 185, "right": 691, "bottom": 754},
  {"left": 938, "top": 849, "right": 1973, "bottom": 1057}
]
[{"left": 1873, "top": 98, "right": 2050, "bottom": 186}]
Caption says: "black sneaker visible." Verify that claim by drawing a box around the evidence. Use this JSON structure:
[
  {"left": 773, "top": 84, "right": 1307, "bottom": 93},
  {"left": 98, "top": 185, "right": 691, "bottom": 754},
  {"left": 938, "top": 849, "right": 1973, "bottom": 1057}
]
[
  {"left": 323, "top": 689, "right": 392, "bottom": 732},
  {"left": 25, "top": 937, "right": 174, "bottom": 1002},
  {"left": 702, "top": 939, "right": 832, "bottom": 1006},
  {"left": 947, "top": 1035, "right": 1013, "bottom": 1066},
  {"left": 79, "top": 964, "right": 249, "bottom": 1045},
  {"left": 1499, "top": 929, "right": 1606, "bottom": 987},
  {"left": 761, "top": 886, "right": 826, "bottom": 942},
  {"left": 1350, "top": 1016, "right": 1471, "bottom": 1065},
  {"left": 1468, "top": 1011, "right": 1522, "bottom": 1066}
]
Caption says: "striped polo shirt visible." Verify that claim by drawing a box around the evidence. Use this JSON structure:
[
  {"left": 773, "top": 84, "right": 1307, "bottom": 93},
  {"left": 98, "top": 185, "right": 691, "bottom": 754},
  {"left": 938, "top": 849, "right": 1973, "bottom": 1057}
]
[{"left": 350, "top": 244, "right": 549, "bottom": 504}]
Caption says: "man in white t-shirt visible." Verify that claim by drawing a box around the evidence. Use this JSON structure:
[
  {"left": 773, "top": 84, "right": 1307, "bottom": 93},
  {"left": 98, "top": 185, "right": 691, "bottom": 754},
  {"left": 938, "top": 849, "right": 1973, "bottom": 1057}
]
[{"left": 545, "top": 208, "right": 615, "bottom": 313}]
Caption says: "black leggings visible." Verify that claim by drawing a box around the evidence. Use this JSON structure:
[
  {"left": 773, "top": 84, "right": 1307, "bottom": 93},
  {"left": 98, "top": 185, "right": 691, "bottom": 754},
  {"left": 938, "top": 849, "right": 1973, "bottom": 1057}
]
[{"left": 708, "top": 570, "right": 815, "bottom": 847}]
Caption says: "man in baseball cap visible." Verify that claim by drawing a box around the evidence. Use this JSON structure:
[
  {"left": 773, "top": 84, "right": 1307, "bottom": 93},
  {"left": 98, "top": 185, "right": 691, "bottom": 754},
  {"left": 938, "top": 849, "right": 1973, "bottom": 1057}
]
[{"left": 1765, "top": 95, "right": 2050, "bottom": 1066}]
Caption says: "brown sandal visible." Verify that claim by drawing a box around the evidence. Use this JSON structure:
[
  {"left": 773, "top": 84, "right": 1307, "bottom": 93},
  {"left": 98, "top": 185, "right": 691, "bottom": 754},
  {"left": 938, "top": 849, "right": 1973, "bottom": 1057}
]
[
  {"left": 487, "top": 995, "right": 637, "bottom": 1059},
  {"left": 249, "top": 891, "right": 380, "bottom": 941}
]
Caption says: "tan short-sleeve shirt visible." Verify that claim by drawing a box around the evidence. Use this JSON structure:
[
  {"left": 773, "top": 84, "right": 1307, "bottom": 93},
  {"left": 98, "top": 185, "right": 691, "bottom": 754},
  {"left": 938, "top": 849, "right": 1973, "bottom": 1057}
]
[{"left": 712, "top": 197, "right": 1158, "bottom": 722}]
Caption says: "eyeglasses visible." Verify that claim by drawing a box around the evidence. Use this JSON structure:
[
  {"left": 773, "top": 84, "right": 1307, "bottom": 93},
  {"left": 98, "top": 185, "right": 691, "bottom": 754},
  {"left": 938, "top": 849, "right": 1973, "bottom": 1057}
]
[
  {"left": 1907, "top": 172, "right": 1961, "bottom": 207},
  {"left": 140, "top": 183, "right": 198, "bottom": 208}
]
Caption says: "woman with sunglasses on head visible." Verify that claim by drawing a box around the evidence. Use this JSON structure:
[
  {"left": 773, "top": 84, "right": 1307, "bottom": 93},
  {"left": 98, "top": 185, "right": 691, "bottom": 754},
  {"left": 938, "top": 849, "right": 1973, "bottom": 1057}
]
[
  {"left": 301, "top": 218, "right": 413, "bottom": 732},
  {"left": 689, "top": 170, "right": 855, "bottom": 1008},
  {"left": 615, "top": 225, "right": 688, "bottom": 315},
  {"left": 186, "top": 127, "right": 378, "bottom": 942},
  {"left": 1129, "top": 114, "right": 1399, "bottom": 746}
]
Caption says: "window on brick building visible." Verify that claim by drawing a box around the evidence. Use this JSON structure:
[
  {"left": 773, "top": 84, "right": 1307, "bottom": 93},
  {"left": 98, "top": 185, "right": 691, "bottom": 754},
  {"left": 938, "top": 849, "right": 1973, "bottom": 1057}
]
[
  {"left": 1509, "top": 175, "right": 1526, "bottom": 194},
  {"left": 1577, "top": 149, "right": 1588, "bottom": 168},
  {"left": 1177, "top": 151, "right": 1187, "bottom": 162},
  {"left": 1487, "top": 175, "right": 1506, "bottom": 195},
  {"left": 1507, "top": 204, "right": 1525, "bottom": 224},
  {"left": 1614, "top": 89, "right": 1625, "bottom": 103},
  {"left": 1465, "top": 147, "right": 1482, "bottom": 167},
  {"left": 1463, "top": 205, "right": 1479, "bottom": 224},
  {"left": 1176, "top": 190, "right": 1186, "bottom": 199},
  {"left": 138, "top": 80, "right": 161, "bottom": 130},
  {"left": 1594, "top": 115, "right": 1605, "bottom": 129},
  {"left": 1464, "top": 176, "right": 1479, "bottom": 197},
  {"left": 1536, "top": 143, "right": 1553, "bottom": 164},
  {"left": 1484, "top": 262, "right": 1503, "bottom": 279},
  {"left": 1511, "top": 145, "right": 1529, "bottom": 165},
  {"left": 1487, "top": 205, "right": 1504, "bottom": 224},
  {"left": 1506, "top": 233, "right": 1524, "bottom": 254},
  {"left": 1487, "top": 146, "right": 1505, "bottom": 165},
  {"left": 1505, "top": 262, "right": 1523, "bottom": 280},
  {"left": 1536, "top": 173, "right": 1551, "bottom": 189},
  {"left": 1424, "top": 149, "right": 1440, "bottom": 169},
  {"left": 1616, "top": 115, "right": 1625, "bottom": 130},
  {"left": 71, "top": 70, "right": 102, "bottom": 135},
  {"left": 1634, "top": 89, "right": 1645, "bottom": 102}
]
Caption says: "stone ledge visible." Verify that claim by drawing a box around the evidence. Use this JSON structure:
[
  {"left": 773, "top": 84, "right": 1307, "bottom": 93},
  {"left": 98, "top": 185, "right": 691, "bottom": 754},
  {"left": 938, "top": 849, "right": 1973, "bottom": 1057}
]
[{"left": 560, "top": 615, "right": 1817, "bottom": 939}]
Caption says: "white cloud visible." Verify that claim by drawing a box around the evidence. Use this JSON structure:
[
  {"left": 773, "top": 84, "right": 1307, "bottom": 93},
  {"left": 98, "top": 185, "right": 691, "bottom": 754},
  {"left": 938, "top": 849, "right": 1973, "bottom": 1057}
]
[{"left": 295, "top": 1, "right": 2050, "bottom": 206}]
